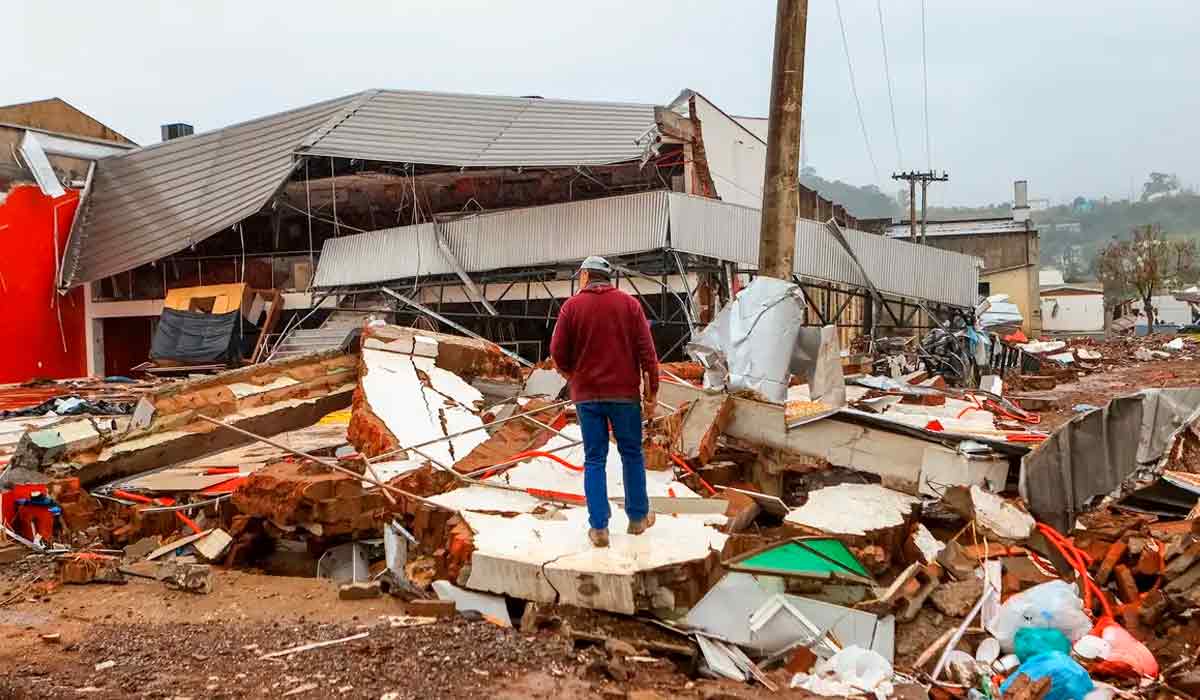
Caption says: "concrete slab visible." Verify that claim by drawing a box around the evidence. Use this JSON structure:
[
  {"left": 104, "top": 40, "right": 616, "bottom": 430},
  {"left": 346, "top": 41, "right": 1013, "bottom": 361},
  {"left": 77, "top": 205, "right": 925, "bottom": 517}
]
[
  {"left": 784, "top": 483, "right": 919, "bottom": 537},
  {"left": 462, "top": 507, "right": 726, "bottom": 614}
]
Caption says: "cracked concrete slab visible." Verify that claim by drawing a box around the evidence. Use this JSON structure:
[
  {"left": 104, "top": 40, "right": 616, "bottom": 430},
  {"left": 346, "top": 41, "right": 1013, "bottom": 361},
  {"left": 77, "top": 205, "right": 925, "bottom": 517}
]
[{"left": 462, "top": 507, "right": 727, "bottom": 614}]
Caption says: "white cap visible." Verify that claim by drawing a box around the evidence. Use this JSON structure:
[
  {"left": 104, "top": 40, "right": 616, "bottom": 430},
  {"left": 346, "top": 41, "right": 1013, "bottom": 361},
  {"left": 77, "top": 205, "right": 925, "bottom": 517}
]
[{"left": 579, "top": 255, "right": 613, "bottom": 275}]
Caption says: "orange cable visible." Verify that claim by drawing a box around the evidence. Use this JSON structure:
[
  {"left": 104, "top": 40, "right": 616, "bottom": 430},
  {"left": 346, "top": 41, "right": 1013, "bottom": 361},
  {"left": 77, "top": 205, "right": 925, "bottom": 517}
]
[{"left": 668, "top": 453, "right": 718, "bottom": 496}]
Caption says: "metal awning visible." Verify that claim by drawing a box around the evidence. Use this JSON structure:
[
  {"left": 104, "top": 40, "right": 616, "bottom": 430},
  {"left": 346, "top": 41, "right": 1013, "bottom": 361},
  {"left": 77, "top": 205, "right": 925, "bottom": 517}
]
[
  {"left": 311, "top": 191, "right": 670, "bottom": 289},
  {"left": 310, "top": 192, "right": 981, "bottom": 308}
]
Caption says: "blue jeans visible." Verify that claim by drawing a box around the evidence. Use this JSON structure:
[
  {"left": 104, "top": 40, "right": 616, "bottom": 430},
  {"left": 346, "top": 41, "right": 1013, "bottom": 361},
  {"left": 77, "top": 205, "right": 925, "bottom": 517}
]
[{"left": 576, "top": 401, "right": 649, "bottom": 530}]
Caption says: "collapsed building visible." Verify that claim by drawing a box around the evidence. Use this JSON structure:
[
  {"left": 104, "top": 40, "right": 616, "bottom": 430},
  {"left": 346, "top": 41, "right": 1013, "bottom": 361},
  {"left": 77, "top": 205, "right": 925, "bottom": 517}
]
[
  {"left": 12, "top": 87, "right": 1200, "bottom": 698},
  {"left": 7, "top": 87, "right": 984, "bottom": 379}
]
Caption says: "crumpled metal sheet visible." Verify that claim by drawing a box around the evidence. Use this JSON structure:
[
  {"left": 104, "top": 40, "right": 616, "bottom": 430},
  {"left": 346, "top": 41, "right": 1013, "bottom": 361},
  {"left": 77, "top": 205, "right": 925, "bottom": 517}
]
[
  {"left": 1137, "top": 387, "right": 1200, "bottom": 463},
  {"left": 687, "top": 277, "right": 844, "bottom": 405},
  {"left": 1020, "top": 388, "right": 1200, "bottom": 531}
]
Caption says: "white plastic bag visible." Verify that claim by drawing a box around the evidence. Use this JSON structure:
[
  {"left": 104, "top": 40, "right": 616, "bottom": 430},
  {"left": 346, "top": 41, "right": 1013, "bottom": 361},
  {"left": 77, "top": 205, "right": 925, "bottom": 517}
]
[
  {"left": 988, "top": 580, "right": 1092, "bottom": 652},
  {"left": 791, "top": 646, "right": 894, "bottom": 700}
]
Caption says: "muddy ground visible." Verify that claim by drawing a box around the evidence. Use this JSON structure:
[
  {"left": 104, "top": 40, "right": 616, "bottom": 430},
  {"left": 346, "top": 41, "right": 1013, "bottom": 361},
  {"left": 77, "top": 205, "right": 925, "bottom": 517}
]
[
  {"left": 0, "top": 565, "right": 821, "bottom": 699},
  {"left": 1028, "top": 355, "right": 1200, "bottom": 432}
]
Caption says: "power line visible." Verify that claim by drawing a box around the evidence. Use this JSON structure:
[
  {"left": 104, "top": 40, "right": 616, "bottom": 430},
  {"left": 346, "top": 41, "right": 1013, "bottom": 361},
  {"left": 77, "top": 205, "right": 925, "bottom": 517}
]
[
  {"left": 921, "top": 0, "right": 932, "bottom": 170},
  {"left": 833, "top": 0, "right": 882, "bottom": 189},
  {"left": 876, "top": 0, "right": 903, "bottom": 169}
]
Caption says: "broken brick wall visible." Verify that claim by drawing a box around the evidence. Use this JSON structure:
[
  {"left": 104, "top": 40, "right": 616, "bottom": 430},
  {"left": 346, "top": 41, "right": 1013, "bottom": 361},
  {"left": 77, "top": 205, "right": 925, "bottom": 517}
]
[
  {"left": 16, "top": 349, "right": 357, "bottom": 486},
  {"left": 231, "top": 459, "right": 391, "bottom": 539}
]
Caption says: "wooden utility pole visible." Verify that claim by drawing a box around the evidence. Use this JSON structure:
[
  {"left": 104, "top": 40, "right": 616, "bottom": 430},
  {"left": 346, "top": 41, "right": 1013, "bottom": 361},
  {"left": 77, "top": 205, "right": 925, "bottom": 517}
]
[
  {"left": 891, "top": 170, "right": 948, "bottom": 243},
  {"left": 756, "top": 0, "right": 809, "bottom": 279}
]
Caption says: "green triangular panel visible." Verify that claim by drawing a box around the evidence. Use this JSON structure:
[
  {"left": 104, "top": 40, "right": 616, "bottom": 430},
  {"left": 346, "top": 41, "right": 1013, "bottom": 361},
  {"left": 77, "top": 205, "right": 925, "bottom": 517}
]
[{"left": 733, "top": 538, "right": 869, "bottom": 578}]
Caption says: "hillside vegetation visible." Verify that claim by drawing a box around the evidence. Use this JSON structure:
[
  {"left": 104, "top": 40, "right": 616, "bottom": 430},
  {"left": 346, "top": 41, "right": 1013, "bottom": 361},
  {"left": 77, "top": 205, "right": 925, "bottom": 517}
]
[{"left": 800, "top": 170, "right": 1200, "bottom": 281}]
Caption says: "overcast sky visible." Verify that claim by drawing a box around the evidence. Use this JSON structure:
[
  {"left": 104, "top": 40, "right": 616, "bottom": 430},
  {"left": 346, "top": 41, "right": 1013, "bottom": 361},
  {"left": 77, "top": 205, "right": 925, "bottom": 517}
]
[{"left": 8, "top": 1, "right": 1198, "bottom": 207}]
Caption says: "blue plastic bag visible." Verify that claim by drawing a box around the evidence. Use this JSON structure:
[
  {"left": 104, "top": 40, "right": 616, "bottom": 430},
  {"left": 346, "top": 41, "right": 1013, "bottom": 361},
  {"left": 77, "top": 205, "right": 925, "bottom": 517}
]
[
  {"left": 999, "top": 651, "right": 1093, "bottom": 700},
  {"left": 1014, "top": 628, "right": 1072, "bottom": 662}
]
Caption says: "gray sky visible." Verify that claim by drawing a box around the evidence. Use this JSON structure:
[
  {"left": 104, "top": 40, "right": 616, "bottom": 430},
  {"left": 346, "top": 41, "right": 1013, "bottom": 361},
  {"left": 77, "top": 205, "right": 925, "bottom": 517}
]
[{"left": 9, "top": 1, "right": 1199, "bottom": 207}]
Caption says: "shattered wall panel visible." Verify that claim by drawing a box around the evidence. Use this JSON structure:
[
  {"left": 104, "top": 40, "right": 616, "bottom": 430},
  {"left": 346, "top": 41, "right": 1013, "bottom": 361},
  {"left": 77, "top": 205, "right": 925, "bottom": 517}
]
[
  {"left": 12, "top": 349, "right": 356, "bottom": 485},
  {"left": 349, "top": 325, "right": 522, "bottom": 461},
  {"left": 1022, "top": 388, "right": 1200, "bottom": 532},
  {"left": 1021, "top": 394, "right": 1143, "bottom": 532}
]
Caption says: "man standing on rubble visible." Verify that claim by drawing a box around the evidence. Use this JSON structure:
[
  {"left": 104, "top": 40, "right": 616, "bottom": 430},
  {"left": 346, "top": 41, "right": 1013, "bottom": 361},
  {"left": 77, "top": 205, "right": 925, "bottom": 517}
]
[{"left": 550, "top": 256, "right": 660, "bottom": 548}]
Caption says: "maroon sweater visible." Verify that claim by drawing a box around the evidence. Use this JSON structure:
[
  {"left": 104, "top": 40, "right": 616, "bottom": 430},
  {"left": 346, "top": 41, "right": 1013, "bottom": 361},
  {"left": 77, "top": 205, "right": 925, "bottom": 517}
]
[{"left": 550, "top": 283, "right": 660, "bottom": 403}]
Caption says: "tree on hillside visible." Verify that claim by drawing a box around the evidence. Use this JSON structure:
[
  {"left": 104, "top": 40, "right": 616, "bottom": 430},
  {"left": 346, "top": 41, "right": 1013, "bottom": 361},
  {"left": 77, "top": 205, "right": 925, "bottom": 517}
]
[
  {"left": 798, "top": 169, "right": 897, "bottom": 218},
  {"left": 1143, "top": 172, "right": 1180, "bottom": 201},
  {"left": 1095, "top": 223, "right": 1196, "bottom": 328}
]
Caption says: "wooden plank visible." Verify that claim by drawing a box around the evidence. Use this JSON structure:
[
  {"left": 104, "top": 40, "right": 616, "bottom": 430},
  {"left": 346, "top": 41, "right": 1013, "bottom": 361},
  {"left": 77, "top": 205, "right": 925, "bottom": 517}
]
[
  {"left": 260, "top": 632, "right": 369, "bottom": 660},
  {"left": 145, "top": 529, "right": 212, "bottom": 561},
  {"left": 121, "top": 470, "right": 243, "bottom": 492}
]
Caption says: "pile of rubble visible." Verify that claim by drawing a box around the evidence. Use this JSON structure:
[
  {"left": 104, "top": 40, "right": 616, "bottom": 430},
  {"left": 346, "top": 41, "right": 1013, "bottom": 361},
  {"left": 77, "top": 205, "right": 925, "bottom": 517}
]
[{"left": 4, "top": 313, "right": 1200, "bottom": 699}]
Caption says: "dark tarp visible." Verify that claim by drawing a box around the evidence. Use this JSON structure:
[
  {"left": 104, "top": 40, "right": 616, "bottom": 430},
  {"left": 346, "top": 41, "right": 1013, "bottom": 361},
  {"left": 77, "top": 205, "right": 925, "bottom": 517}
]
[
  {"left": 1020, "top": 388, "right": 1200, "bottom": 532},
  {"left": 0, "top": 395, "right": 134, "bottom": 419},
  {"left": 150, "top": 308, "right": 244, "bottom": 364}
]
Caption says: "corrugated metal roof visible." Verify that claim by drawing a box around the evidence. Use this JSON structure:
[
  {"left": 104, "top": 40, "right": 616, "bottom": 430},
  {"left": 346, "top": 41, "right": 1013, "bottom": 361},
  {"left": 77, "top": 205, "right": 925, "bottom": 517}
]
[
  {"left": 311, "top": 222, "right": 450, "bottom": 289},
  {"left": 299, "top": 90, "right": 657, "bottom": 166},
  {"left": 60, "top": 89, "right": 659, "bottom": 288},
  {"left": 59, "top": 93, "right": 360, "bottom": 288},
  {"left": 311, "top": 192, "right": 668, "bottom": 289},
  {"left": 886, "top": 218, "right": 1030, "bottom": 238},
  {"left": 668, "top": 193, "right": 980, "bottom": 307}
]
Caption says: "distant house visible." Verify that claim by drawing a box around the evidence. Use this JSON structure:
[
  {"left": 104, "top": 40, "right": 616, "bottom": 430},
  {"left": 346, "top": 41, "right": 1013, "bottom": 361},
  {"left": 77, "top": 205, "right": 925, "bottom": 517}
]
[
  {"left": 0, "top": 97, "right": 136, "bottom": 186},
  {"left": 888, "top": 180, "right": 1041, "bottom": 335},
  {"left": 1040, "top": 284, "right": 1106, "bottom": 334},
  {"left": 1137, "top": 293, "right": 1197, "bottom": 329},
  {"left": 1040, "top": 268, "right": 1065, "bottom": 286}
]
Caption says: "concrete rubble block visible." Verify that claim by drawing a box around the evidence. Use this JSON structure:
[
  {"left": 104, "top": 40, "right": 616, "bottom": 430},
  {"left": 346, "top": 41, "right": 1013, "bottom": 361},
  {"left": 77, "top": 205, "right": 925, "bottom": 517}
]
[
  {"left": 522, "top": 368, "right": 568, "bottom": 399},
  {"left": 461, "top": 508, "right": 726, "bottom": 615},
  {"left": 942, "top": 485, "right": 1035, "bottom": 543},
  {"left": 674, "top": 394, "right": 734, "bottom": 465},
  {"left": 58, "top": 555, "right": 124, "bottom": 585},
  {"left": 905, "top": 523, "right": 946, "bottom": 566},
  {"left": 58, "top": 491, "right": 104, "bottom": 533},
  {"left": 929, "top": 578, "right": 984, "bottom": 617},
  {"left": 122, "top": 536, "right": 162, "bottom": 561},
  {"left": 1164, "top": 561, "right": 1200, "bottom": 595},
  {"left": 717, "top": 487, "right": 761, "bottom": 534},
  {"left": 157, "top": 561, "right": 214, "bottom": 594},
  {"left": 784, "top": 483, "right": 921, "bottom": 563},
  {"left": 660, "top": 381, "right": 1009, "bottom": 498},
  {"left": 897, "top": 566, "right": 941, "bottom": 622},
  {"left": 338, "top": 580, "right": 382, "bottom": 600},
  {"left": 358, "top": 324, "right": 522, "bottom": 382},
  {"left": 936, "top": 539, "right": 978, "bottom": 581},
  {"left": 405, "top": 598, "right": 456, "bottom": 618},
  {"left": 15, "top": 350, "right": 357, "bottom": 487},
  {"left": 9, "top": 420, "right": 106, "bottom": 474}
]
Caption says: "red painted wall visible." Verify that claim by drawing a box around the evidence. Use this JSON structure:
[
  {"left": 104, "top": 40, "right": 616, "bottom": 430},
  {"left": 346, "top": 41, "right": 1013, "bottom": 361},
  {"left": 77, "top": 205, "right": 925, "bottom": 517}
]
[{"left": 0, "top": 185, "right": 88, "bottom": 383}]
